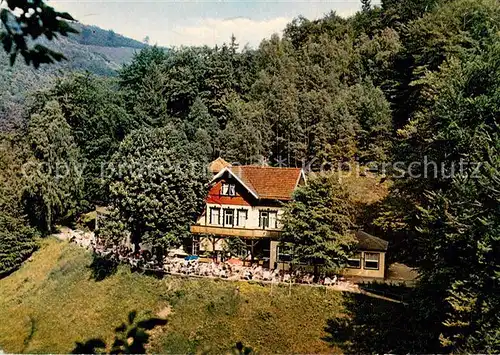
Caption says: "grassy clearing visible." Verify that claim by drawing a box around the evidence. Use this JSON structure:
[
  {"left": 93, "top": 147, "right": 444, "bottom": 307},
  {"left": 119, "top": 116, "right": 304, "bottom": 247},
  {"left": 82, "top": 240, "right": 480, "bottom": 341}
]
[
  {"left": 0, "top": 238, "right": 344, "bottom": 353},
  {"left": 151, "top": 279, "right": 344, "bottom": 354},
  {"left": 0, "top": 238, "right": 410, "bottom": 353},
  {"left": 0, "top": 238, "right": 168, "bottom": 353}
]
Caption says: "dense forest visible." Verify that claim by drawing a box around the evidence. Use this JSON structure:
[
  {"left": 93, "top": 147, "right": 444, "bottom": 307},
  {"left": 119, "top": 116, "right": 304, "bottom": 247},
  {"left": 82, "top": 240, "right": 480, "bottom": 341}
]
[{"left": 1, "top": 0, "right": 499, "bottom": 352}]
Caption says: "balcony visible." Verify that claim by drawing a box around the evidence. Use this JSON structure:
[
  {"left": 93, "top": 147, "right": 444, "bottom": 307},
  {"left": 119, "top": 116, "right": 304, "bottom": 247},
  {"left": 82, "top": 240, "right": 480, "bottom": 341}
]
[{"left": 190, "top": 225, "right": 281, "bottom": 239}]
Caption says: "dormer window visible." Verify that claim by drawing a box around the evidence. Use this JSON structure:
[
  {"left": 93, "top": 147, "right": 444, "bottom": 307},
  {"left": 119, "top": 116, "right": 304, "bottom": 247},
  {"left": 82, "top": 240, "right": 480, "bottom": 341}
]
[{"left": 221, "top": 183, "right": 236, "bottom": 196}]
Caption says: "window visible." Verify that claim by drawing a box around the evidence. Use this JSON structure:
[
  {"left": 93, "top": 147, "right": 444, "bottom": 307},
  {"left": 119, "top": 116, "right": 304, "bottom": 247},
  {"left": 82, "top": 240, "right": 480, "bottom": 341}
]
[
  {"left": 347, "top": 252, "right": 362, "bottom": 269},
  {"left": 236, "top": 209, "right": 248, "bottom": 227},
  {"left": 364, "top": 252, "right": 380, "bottom": 270},
  {"left": 221, "top": 183, "right": 236, "bottom": 196},
  {"left": 259, "top": 211, "right": 269, "bottom": 228},
  {"left": 209, "top": 208, "right": 220, "bottom": 225},
  {"left": 269, "top": 212, "right": 277, "bottom": 229},
  {"left": 224, "top": 209, "right": 234, "bottom": 226},
  {"left": 259, "top": 211, "right": 278, "bottom": 229}
]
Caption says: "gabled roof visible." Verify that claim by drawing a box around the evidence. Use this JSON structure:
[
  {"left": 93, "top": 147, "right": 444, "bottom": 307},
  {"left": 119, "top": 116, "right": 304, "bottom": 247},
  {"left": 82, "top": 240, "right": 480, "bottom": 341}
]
[
  {"left": 355, "top": 230, "right": 389, "bottom": 252},
  {"left": 212, "top": 165, "right": 305, "bottom": 201},
  {"left": 209, "top": 157, "right": 232, "bottom": 174}
]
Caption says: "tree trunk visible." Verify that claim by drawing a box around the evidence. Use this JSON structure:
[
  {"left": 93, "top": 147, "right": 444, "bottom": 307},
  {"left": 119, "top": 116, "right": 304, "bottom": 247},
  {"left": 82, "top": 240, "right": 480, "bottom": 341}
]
[
  {"left": 131, "top": 229, "right": 141, "bottom": 254},
  {"left": 314, "top": 264, "right": 319, "bottom": 283}
]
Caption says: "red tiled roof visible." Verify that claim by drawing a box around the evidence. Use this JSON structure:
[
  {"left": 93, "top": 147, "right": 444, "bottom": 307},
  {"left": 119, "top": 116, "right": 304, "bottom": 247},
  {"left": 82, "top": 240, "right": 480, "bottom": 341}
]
[{"left": 227, "top": 165, "right": 303, "bottom": 201}]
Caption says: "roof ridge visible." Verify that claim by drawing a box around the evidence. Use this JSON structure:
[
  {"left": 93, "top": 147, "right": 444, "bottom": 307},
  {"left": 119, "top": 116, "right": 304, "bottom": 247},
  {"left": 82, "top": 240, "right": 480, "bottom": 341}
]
[
  {"left": 354, "top": 230, "right": 389, "bottom": 251},
  {"left": 357, "top": 230, "right": 388, "bottom": 244},
  {"left": 230, "top": 165, "right": 258, "bottom": 197},
  {"left": 209, "top": 157, "right": 232, "bottom": 174}
]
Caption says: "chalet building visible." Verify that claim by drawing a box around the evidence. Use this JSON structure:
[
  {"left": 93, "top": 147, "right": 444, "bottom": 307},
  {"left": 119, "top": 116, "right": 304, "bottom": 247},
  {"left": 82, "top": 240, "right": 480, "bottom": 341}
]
[{"left": 191, "top": 159, "right": 388, "bottom": 278}]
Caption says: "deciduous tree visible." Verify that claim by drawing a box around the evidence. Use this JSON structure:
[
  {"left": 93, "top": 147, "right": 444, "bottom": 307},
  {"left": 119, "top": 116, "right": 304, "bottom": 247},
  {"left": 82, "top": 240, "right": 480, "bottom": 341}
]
[
  {"left": 22, "top": 101, "right": 83, "bottom": 233},
  {"left": 103, "top": 126, "right": 209, "bottom": 253},
  {"left": 33, "top": 73, "right": 136, "bottom": 205}
]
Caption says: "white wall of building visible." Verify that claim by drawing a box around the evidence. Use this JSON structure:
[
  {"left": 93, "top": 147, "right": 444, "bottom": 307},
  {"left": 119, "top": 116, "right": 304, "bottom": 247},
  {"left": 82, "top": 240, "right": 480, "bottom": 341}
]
[{"left": 197, "top": 203, "right": 285, "bottom": 230}]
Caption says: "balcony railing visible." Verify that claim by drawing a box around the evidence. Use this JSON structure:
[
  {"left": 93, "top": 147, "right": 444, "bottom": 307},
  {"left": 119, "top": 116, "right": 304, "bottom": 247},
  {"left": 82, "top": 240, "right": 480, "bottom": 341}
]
[{"left": 190, "top": 225, "right": 281, "bottom": 239}]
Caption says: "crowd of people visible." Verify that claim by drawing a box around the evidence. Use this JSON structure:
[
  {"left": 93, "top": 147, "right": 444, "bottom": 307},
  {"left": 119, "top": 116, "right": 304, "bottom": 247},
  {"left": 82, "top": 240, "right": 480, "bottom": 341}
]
[
  {"left": 68, "top": 229, "right": 348, "bottom": 288},
  {"left": 161, "top": 258, "right": 339, "bottom": 286}
]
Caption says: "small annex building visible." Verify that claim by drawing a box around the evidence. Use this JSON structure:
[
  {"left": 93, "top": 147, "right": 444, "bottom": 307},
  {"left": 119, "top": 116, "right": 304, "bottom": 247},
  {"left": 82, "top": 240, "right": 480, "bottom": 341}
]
[{"left": 344, "top": 231, "right": 389, "bottom": 279}]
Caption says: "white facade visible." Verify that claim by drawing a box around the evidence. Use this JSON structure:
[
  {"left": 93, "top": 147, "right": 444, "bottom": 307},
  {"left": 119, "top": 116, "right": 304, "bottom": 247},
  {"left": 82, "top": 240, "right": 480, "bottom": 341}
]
[
  {"left": 195, "top": 203, "right": 284, "bottom": 265},
  {"left": 196, "top": 203, "right": 285, "bottom": 231}
]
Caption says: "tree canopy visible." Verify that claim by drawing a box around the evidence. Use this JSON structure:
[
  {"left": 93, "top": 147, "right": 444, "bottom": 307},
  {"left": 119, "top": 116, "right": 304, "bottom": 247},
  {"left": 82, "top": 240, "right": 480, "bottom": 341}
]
[
  {"left": 100, "top": 126, "right": 209, "bottom": 253},
  {"left": 407, "top": 42, "right": 500, "bottom": 353},
  {"left": 22, "top": 101, "right": 83, "bottom": 233}
]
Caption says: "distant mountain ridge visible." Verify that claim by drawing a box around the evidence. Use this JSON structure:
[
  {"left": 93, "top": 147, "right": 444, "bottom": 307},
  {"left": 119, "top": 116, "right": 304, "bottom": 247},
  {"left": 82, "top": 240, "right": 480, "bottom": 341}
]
[
  {"left": 70, "top": 24, "right": 147, "bottom": 49},
  {"left": 0, "top": 24, "right": 151, "bottom": 130}
]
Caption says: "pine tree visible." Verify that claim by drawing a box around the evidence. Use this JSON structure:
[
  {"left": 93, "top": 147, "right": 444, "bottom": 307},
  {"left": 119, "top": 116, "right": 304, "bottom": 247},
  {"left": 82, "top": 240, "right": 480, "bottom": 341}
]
[
  {"left": 222, "top": 100, "right": 271, "bottom": 165},
  {"left": 119, "top": 46, "right": 168, "bottom": 94},
  {"left": 0, "top": 210, "right": 38, "bottom": 277},
  {"left": 280, "top": 174, "right": 356, "bottom": 276},
  {"left": 346, "top": 80, "right": 392, "bottom": 162},
  {"left": 185, "top": 97, "right": 220, "bottom": 157},
  {"left": 203, "top": 44, "right": 235, "bottom": 129}
]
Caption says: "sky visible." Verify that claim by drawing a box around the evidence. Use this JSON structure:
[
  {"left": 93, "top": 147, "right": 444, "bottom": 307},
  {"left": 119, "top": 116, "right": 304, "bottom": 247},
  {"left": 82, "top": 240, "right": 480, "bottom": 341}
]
[{"left": 49, "top": 0, "right": 369, "bottom": 48}]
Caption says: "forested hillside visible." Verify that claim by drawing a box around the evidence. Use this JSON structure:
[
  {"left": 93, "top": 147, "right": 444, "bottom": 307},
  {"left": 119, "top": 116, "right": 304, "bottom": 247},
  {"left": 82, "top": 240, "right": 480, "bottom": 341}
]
[
  {"left": 1, "top": 0, "right": 500, "bottom": 352},
  {"left": 0, "top": 24, "right": 146, "bottom": 130},
  {"left": 69, "top": 24, "right": 146, "bottom": 49}
]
